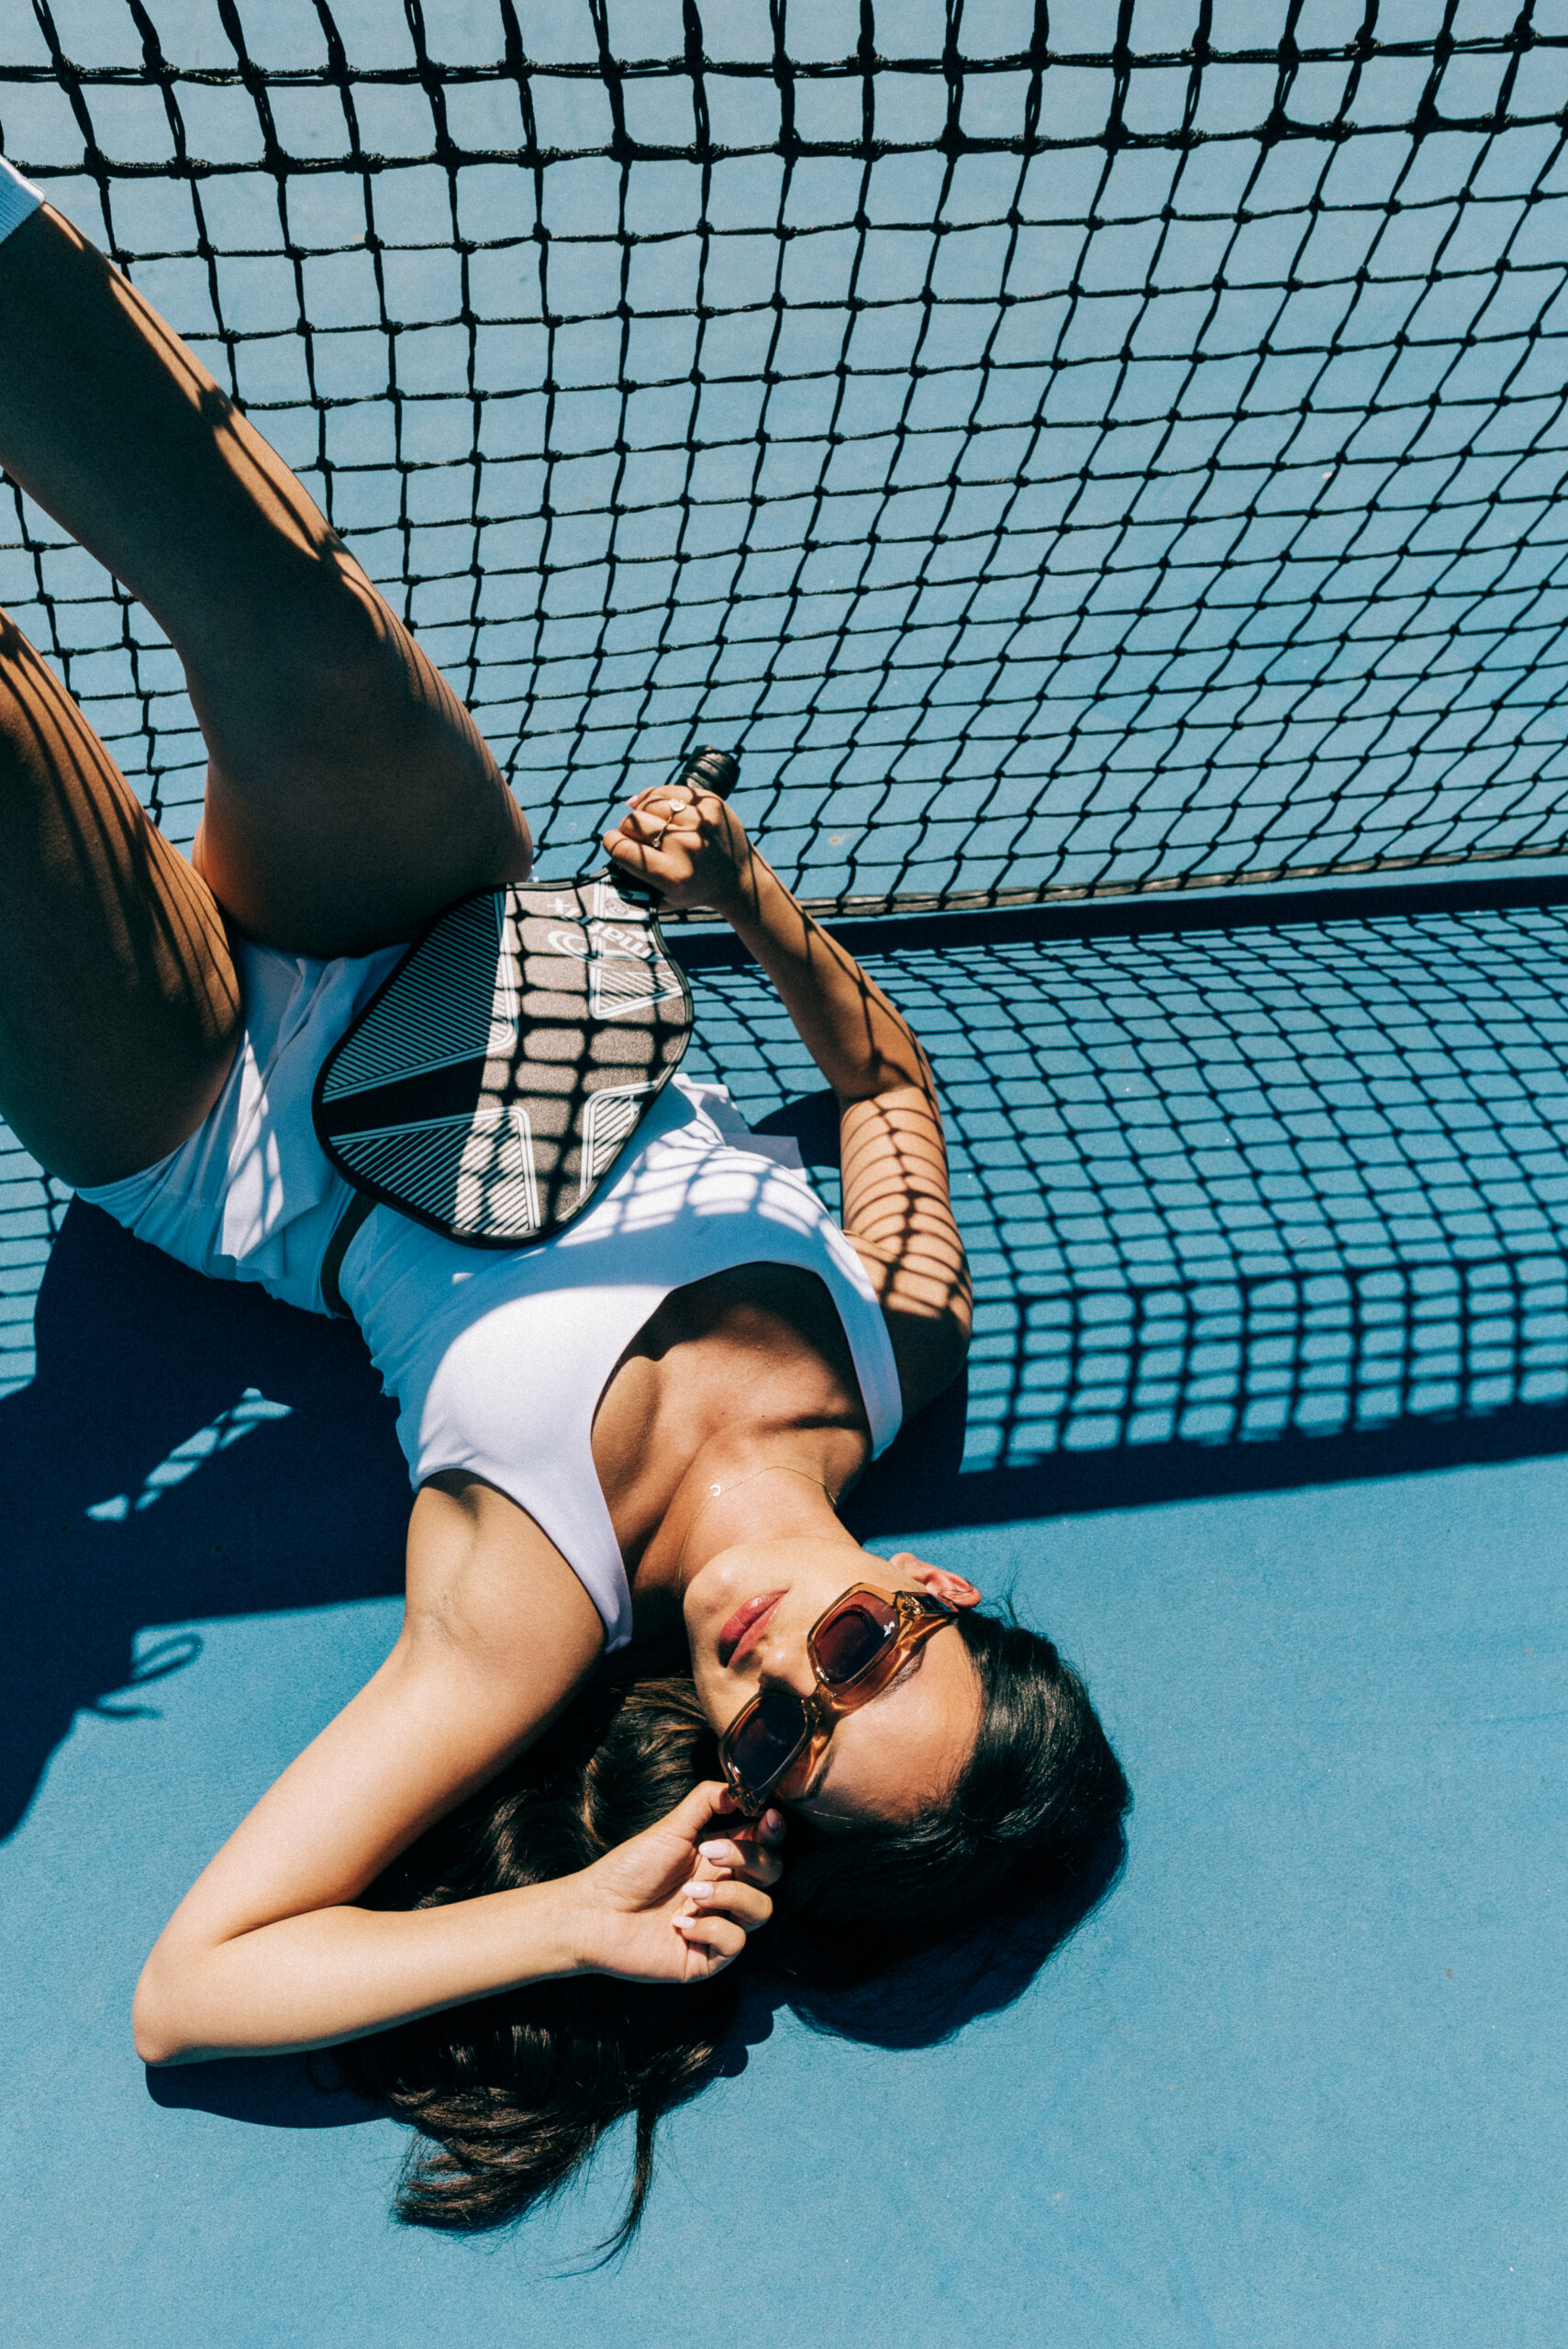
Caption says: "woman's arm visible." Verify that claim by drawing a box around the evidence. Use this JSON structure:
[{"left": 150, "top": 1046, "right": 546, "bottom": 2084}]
[
  {"left": 604, "top": 792, "right": 973, "bottom": 1412},
  {"left": 133, "top": 1480, "right": 774, "bottom": 2062}
]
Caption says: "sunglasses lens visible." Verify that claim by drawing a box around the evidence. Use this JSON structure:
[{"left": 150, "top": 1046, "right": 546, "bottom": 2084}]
[
  {"left": 728, "top": 1687, "right": 808, "bottom": 1794},
  {"left": 813, "top": 1594, "right": 899, "bottom": 1687}
]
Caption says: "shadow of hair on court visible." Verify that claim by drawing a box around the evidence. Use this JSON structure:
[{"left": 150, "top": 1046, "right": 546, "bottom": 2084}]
[
  {"left": 145, "top": 2050, "right": 389, "bottom": 2131},
  {"left": 722, "top": 1820, "right": 1127, "bottom": 2076}
]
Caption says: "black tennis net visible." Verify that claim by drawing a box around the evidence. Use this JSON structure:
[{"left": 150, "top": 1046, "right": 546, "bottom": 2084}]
[{"left": 3, "top": 3, "right": 1568, "bottom": 914}]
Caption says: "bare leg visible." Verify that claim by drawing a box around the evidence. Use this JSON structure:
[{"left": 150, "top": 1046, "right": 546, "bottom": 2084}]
[
  {"left": 0, "top": 206, "right": 532, "bottom": 959},
  {"left": 0, "top": 607, "right": 239, "bottom": 1187}
]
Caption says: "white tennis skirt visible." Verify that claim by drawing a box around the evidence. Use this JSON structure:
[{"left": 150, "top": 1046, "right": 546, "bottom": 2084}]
[{"left": 78, "top": 937, "right": 405, "bottom": 1317}]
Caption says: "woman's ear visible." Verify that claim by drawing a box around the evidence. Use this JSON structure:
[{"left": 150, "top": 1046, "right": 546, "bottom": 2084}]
[{"left": 886, "top": 1552, "right": 981, "bottom": 1609}]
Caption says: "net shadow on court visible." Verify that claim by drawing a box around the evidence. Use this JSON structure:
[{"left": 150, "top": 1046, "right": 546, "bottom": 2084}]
[{"left": 684, "top": 883, "right": 1568, "bottom": 1528}]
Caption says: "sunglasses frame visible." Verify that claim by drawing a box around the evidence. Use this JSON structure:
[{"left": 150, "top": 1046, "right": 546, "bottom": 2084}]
[{"left": 717, "top": 1582, "right": 958, "bottom": 1813}]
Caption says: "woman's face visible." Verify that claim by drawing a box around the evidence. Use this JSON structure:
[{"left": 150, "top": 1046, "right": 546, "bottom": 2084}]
[{"left": 683, "top": 1536, "right": 984, "bottom": 1827}]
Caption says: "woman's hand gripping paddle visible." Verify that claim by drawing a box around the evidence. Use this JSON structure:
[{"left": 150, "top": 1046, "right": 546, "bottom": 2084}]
[
  {"left": 312, "top": 748, "right": 741, "bottom": 1250},
  {"left": 602, "top": 746, "right": 748, "bottom": 918}
]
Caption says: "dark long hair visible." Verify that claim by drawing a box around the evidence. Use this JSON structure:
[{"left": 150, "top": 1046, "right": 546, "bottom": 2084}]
[{"left": 339, "top": 1612, "right": 1129, "bottom": 2251}]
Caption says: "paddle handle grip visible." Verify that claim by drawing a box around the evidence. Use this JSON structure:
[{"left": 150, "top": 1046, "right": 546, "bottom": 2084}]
[{"left": 673, "top": 744, "right": 740, "bottom": 801}]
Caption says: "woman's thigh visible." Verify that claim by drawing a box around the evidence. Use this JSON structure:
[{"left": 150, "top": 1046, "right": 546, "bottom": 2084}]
[
  {"left": 0, "top": 205, "right": 533, "bottom": 962},
  {"left": 186, "top": 563, "right": 535, "bottom": 959},
  {"left": 0, "top": 609, "right": 240, "bottom": 1189}
]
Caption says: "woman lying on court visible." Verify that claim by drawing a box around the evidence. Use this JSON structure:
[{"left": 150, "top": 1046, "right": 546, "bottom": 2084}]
[{"left": 0, "top": 163, "right": 1127, "bottom": 2237}]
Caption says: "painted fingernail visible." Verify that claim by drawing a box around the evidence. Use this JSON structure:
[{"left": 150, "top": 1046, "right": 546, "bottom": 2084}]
[
  {"left": 698, "top": 1840, "right": 735, "bottom": 1861},
  {"left": 762, "top": 1809, "right": 785, "bottom": 1839}
]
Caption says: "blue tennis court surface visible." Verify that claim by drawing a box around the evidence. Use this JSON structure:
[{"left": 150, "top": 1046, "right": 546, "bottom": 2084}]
[{"left": 4, "top": 900, "right": 1567, "bottom": 2345}]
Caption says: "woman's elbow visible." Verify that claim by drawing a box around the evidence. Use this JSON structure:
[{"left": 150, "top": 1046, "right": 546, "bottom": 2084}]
[{"left": 131, "top": 1952, "right": 197, "bottom": 2066}]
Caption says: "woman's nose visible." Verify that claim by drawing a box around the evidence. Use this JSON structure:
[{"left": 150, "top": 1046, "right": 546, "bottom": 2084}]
[{"left": 753, "top": 1631, "right": 815, "bottom": 1699}]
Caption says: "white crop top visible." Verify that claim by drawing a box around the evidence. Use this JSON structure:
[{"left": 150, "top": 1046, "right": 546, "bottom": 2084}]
[{"left": 339, "top": 1074, "right": 903, "bottom": 1651}]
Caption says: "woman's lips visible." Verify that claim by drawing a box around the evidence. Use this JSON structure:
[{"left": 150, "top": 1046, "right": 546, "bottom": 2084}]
[{"left": 717, "top": 1589, "right": 785, "bottom": 1670}]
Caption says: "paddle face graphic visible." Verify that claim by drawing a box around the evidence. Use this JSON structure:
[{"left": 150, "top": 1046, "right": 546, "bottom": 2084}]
[{"left": 312, "top": 872, "right": 694, "bottom": 1246}]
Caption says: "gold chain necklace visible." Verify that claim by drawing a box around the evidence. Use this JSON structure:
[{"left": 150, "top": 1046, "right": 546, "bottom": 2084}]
[{"left": 673, "top": 1464, "right": 839, "bottom": 1575}]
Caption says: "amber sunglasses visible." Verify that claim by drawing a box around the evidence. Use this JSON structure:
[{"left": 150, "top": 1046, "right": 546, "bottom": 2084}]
[{"left": 717, "top": 1583, "right": 958, "bottom": 1813}]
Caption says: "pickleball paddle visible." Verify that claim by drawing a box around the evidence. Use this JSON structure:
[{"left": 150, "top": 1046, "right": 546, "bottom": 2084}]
[{"left": 312, "top": 746, "right": 740, "bottom": 1248}]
